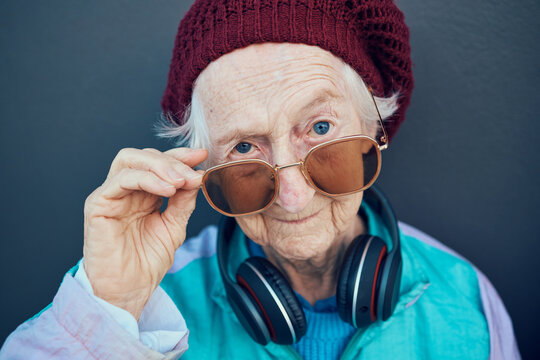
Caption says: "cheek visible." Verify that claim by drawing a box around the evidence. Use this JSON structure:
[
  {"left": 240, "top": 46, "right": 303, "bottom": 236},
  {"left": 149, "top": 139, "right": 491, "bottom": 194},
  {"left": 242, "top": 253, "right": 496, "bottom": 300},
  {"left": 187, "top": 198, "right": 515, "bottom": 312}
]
[
  {"left": 236, "top": 215, "right": 270, "bottom": 246},
  {"left": 330, "top": 192, "right": 363, "bottom": 232}
]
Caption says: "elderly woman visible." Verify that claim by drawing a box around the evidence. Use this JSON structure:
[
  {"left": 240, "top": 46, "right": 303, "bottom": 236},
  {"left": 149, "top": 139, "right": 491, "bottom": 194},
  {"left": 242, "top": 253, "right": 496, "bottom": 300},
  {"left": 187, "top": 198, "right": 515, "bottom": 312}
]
[{"left": 1, "top": 0, "right": 519, "bottom": 359}]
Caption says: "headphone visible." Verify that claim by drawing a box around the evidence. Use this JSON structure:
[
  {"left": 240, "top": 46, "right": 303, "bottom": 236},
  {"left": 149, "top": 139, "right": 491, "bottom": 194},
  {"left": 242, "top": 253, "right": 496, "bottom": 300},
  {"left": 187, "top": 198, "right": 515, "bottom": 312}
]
[{"left": 217, "top": 186, "right": 403, "bottom": 345}]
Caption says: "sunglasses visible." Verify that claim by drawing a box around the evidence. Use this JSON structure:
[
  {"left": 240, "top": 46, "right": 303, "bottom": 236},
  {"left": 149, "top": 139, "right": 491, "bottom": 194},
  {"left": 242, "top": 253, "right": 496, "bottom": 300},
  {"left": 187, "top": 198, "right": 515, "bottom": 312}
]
[{"left": 200, "top": 87, "right": 389, "bottom": 217}]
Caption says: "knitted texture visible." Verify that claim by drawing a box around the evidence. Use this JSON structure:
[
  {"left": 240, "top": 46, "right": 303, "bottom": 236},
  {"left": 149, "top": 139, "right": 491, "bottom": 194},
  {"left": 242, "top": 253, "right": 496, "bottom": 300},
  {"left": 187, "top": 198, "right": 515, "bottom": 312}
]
[
  {"left": 292, "top": 301, "right": 356, "bottom": 360},
  {"left": 162, "top": 0, "right": 413, "bottom": 142},
  {"left": 248, "top": 239, "right": 356, "bottom": 359}
]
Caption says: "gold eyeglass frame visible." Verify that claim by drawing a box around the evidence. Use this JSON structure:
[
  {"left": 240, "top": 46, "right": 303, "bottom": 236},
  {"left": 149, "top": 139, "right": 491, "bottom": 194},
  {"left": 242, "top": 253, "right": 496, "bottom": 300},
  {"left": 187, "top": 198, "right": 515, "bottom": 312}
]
[{"left": 200, "top": 87, "right": 389, "bottom": 217}]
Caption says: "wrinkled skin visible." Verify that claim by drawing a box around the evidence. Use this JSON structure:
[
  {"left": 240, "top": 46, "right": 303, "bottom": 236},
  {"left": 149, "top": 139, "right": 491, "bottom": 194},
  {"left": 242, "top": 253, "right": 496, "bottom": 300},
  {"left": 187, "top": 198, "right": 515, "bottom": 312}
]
[
  {"left": 83, "top": 43, "right": 374, "bottom": 319},
  {"left": 83, "top": 147, "right": 207, "bottom": 319},
  {"left": 197, "top": 43, "right": 372, "bottom": 303}
]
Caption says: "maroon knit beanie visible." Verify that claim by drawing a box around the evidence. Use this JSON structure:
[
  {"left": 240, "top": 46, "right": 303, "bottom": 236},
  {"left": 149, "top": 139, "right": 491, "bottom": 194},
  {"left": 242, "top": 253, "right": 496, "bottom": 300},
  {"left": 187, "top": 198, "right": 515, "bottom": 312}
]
[{"left": 161, "top": 0, "right": 413, "bottom": 143}]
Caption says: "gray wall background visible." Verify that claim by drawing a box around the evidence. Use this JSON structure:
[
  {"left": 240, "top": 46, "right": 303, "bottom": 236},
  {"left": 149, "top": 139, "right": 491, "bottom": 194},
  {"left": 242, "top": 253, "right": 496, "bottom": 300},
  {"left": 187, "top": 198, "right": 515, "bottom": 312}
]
[{"left": 1, "top": 0, "right": 539, "bottom": 357}]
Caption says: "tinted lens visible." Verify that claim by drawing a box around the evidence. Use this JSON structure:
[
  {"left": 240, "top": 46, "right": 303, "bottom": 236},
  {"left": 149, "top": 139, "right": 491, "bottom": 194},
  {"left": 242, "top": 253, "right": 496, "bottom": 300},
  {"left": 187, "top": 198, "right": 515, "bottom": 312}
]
[
  {"left": 304, "top": 137, "right": 380, "bottom": 195},
  {"left": 202, "top": 161, "right": 276, "bottom": 216}
]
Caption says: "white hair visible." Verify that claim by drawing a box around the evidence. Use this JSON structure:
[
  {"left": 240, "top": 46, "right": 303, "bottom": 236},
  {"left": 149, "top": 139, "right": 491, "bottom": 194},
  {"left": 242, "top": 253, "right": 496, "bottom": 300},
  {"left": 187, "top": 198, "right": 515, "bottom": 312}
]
[
  {"left": 156, "top": 62, "right": 399, "bottom": 151},
  {"left": 155, "top": 85, "right": 210, "bottom": 150}
]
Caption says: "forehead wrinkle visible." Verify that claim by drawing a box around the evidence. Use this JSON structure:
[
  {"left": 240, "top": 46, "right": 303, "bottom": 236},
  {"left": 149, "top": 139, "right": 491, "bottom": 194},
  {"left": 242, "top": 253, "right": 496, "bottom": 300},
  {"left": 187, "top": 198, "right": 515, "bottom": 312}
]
[
  {"left": 226, "top": 50, "right": 291, "bottom": 93},
  {"left": 199, "top": 58, "right": 271, "bottom": 114},
  {"left": 203, "top": 80, "right": 269, "bottom": 128},
  {"left": 278, "top": 60, "right": 340, "bottom": 77},
  {"left": 226, "top": 47, "right": 344, "bottom": 94},
  {"left": 271, "top": 62, "right": 348, "bottom": 100},
  {"left": 277, "top": 78, "right": 345, "bottom": 118},
  {"left": 206, "top": 48, "right": 347, "bottom": 117},
  {"left": 280, "top": 75, "right": 344, "bottom": 100},
  {"left": 293, "top": 88, "right": 342, "bottom": 117}
]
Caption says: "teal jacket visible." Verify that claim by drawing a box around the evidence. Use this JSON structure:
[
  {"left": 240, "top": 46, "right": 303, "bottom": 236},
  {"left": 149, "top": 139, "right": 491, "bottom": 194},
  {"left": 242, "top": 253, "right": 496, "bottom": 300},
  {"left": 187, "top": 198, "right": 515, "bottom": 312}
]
[
  {"left": 1, "top": 204, "right": 520, "bottom": 359},
  {"left": 160, "top": 204, "right": 518, "bottom": 359}
]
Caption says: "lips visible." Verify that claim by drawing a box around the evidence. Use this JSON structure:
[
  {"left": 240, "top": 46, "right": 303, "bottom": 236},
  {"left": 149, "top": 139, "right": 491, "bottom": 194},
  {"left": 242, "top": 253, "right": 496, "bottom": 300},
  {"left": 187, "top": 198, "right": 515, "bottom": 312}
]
[{"left": 272, "top": 210, "right": 321, "bottom": 224}]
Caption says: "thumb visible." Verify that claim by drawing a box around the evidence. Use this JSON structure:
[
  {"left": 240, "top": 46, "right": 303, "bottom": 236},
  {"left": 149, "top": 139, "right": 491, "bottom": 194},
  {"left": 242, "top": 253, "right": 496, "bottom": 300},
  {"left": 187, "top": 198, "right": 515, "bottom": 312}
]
[{"left": 161, "top": 188, "right": 199, "bottom": 249}]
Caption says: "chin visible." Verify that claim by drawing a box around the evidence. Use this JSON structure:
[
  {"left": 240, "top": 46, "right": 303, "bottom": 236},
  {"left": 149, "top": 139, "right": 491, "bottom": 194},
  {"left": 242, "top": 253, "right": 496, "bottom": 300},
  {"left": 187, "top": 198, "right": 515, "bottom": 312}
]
[
  {"left": 263, "top": 210, "right": 342, "bottom": 261},
  {"left": 271, "top": 233, "right": 336, "bottom": 261}
]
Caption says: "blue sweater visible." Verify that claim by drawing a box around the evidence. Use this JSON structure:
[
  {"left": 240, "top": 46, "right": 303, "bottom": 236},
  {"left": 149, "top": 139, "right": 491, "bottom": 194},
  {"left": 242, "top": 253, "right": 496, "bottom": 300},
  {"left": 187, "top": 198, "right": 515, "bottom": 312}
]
[{"left": 247, "top": 239, "right": 356, "bottom": 360}]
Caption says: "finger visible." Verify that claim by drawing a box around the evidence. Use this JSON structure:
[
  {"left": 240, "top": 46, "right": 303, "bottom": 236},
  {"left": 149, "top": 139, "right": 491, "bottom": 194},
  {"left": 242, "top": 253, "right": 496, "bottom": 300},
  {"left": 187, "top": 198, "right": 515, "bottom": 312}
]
[
  {"left": 161, "top": 187, "right": 199, "bottom": 248},
  {"left": 142, "top": 148, "right": 161, "bottom": 154},
  {"left": 147, "top": 148, "right": 207, "bottom": 188},
  {"left": 164, "top": 148, "right": 208, "bottom": 168},
  {"left": 108, "top": 148, "right": 201, "bottom": 186},
  {"left": 101, "top": 168, "right": 179, "bottom": 200},
  {"left": 143, "top": 147, "right": 207, "bottom": 170},
  {"left": 143, "top": 148, "right": 208, "bottom": 172},
  {"left": 162, "top": 148, "right": 208, "bottom": 189},
  {"left": 166, "top": 161, "right": 204, "bottom": 191}
]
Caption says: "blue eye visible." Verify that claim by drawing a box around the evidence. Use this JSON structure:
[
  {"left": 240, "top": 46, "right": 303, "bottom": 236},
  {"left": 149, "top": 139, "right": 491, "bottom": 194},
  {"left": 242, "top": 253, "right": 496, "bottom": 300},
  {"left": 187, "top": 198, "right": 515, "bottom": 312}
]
[
  {"left": 312, "top": 121, "right": 330, "bottom": 135},
  {"left": 235, "top": 142, "right": 252, "bottom": 154}
]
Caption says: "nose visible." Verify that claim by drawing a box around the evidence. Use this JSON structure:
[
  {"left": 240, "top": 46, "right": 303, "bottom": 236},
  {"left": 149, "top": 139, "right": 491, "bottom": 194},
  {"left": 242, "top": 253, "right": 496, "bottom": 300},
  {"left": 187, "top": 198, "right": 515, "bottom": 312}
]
[{"left": 275, "top": 164, "right": 316, "bottom": 214}]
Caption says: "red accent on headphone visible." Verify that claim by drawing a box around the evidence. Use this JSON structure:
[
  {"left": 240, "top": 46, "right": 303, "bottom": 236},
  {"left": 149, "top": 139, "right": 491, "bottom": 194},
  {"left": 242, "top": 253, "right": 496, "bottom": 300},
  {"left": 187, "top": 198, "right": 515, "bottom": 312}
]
[
  {"left": 237, "top": 275, "right": 277, "bottom": 342},
  {"left": 370, "top": 245, "right": 388, "bottom": 322}
]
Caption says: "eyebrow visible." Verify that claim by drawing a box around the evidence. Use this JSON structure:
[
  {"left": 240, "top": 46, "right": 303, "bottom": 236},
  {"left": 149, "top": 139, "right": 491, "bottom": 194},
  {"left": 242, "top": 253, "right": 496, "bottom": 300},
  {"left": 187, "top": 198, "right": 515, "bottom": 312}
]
[
  {"left": 213, "top": 88, "right": 344, "bottom": 147},
  {"left": 215, "top": 128, "right": 270, "bottom": 148},
  {"left": 294, "top": 88, "right": 343, "bottom": 118}
]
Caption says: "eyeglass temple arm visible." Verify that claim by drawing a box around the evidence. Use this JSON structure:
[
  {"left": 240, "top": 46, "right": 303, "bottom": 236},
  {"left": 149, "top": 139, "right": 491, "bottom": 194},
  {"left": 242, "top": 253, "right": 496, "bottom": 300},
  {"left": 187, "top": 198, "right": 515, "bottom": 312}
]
[{"left": 368, "top": 86, "right": 389, "bottom": 151}]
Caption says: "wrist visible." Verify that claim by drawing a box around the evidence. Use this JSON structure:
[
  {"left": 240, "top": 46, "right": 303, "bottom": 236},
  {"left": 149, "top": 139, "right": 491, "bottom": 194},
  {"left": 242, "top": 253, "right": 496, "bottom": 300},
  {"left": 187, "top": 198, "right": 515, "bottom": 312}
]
[{"left": 94, "top": 291, "right": 149, "bottom": 320}]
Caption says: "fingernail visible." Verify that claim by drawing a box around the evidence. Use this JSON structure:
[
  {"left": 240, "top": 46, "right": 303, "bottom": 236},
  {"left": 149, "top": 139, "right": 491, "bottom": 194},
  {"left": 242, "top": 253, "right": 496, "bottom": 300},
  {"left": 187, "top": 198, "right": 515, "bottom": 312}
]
[
  {"left": 168, "top": 169, "right": 184, "bottom": 182},
  {"left": 185, "top": 171, "right": 203, "bottom": 180},
  {"left": 159, "top": 179, "right": 174, "bottom": 188}
]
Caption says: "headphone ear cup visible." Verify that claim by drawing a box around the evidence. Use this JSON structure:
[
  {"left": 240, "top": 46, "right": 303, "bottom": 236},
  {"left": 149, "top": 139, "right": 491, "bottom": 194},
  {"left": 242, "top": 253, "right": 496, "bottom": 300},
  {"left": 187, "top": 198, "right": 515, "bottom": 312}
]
[
  {"left": 377, "top": 250, "right": 403, "bottom": 321},
  {"left": 236, "top": 257, "right": 307, "bottom": 345},
  {"left": 225, "top": 282, "right": 272, "bottom": 345},
  {"left": 337, "top": 235, "right": 388, "bottom": 328},
  {"left": 337, "top": 234, "right": 367, "bottom": 324}
]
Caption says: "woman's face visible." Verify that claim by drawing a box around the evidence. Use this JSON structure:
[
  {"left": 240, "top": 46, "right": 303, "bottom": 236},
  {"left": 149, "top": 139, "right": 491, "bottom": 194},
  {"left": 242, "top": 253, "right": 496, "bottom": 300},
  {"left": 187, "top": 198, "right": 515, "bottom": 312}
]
[{"left": 197, "top": 43, "right": 371, "bottom": 261}]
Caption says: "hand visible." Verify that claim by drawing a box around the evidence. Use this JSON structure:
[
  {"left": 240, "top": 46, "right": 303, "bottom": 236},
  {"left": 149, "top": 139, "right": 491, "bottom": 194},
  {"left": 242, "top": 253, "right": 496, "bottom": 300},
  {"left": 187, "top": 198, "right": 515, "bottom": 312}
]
[{"left": 82, "top": 147, "right": 208, "bottom": 319}]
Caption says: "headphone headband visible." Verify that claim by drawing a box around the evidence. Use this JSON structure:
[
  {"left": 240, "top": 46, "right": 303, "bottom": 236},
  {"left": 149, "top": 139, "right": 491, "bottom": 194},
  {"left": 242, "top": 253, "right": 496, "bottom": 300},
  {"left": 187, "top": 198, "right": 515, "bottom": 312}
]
[
  {"left": 362, "top": 186, "right": 400, "bottom": 253},
  {"left": 217, "top": 213, "right": 238, "bottom": 289}
]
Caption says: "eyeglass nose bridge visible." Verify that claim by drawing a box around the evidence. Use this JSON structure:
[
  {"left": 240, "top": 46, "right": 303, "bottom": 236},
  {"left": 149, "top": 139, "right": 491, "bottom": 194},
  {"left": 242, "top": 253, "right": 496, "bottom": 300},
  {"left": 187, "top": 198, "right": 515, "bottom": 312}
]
[
  {"left": 274, "top": 160, "right": 313, "bottom": 190},
  {"left": 275, "top": 161, "right": 304, "bottom": 171}
]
